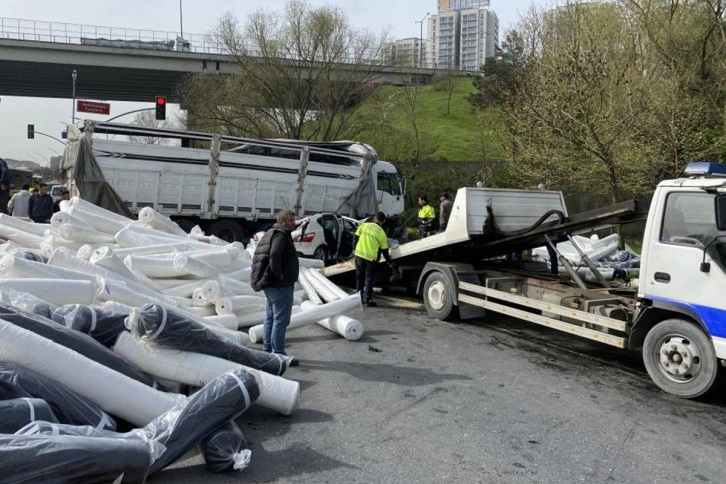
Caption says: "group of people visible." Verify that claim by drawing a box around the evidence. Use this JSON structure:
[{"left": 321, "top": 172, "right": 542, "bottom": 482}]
[
  {"left": 0, "top": 159, "right": 70, "bottom": 223},
  {"left": 416, "top": 192, "right": 453, "bottom": 238}
]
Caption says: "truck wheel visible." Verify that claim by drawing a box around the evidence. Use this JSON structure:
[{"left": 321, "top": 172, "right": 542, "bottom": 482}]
[
  {"left": 173, "top": 218, "right": 196, "bottom": 234},
  {"left": 642, "top": 318, "right": 718, "bottom": 399},
  {"left": 313, "top": 245, "right": 329, "bottom": 264},
  {"left": 423, "top": 271, "right": 459, "bottom": 321},
  {"left": 208, "top": 220, "right": 245, "bottom": 243}
]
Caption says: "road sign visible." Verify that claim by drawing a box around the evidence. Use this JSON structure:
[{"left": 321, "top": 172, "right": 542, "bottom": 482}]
[{"left": 77, "top": 100, "right": 111, "bottom": 115}]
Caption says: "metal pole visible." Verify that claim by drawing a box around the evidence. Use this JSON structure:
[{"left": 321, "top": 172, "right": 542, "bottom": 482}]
[
  {"left": 415, "top": 12, "right": 430, "bottom": 68},
  {"left": 71, "top": 69, "right": 77, "bottom": 124},
  {"left": 179, "top": 0, "right": 184, "bottom": 38}
]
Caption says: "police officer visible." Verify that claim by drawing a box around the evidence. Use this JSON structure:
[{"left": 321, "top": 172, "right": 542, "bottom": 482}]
[
  {"left": 416, "top": 195, "right": 435, "bottom": 238},
  {"left": 354, "top": 212, "right": 395, "bottom": 307}
]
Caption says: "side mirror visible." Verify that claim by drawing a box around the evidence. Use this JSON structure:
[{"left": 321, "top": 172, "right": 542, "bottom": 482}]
[{"left": 716, "top": 195, "right": 726, "bottom": 231}]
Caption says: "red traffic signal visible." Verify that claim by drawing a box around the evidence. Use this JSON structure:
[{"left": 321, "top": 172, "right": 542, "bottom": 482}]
[{"left": 155, "top": 96, "right": 166, "bottom": 120}]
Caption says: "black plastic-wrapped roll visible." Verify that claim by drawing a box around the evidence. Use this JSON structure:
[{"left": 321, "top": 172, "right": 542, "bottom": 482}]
[
  {"left": 0, "top": 434, "right": 150, "bottom": 484},
  {"left": 18, "top": 251, "right": 48, "bottom": 263},
  {"left": 0, "top": 362, "right": 116, "bottom": 431},
  {"left": 0, "top": 301, "right": 162, "bottom": 390},
  {"left": 51, "top": 303, "right": 130, "bottom": 347},
  {"left": 147, "top": 369, "right": 260, "bottom": 474},
  {"left": 130, "top": 303, "right": 289, "bottom": 376},
  {"left": 0, "top": 398, "right": 58, "bottom": 433},
  {"left": 200, "top": 421, "right": 251, "bottom": 473}
]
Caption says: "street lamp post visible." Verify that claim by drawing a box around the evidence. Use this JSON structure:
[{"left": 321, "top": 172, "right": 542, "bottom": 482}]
[
  {"left": 71, "top": 70, "right": 77, "bottom": 124},
  {"left": 415, "top": 12, "right": 430, "bottom": 68}
]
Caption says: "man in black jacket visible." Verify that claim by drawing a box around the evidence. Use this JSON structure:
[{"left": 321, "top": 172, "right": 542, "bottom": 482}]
[
  {"left": 0, "top": 157, "right": 9, "bottom": 215},
  {"left": 251, "top": 210, "right": 300, "bottom": 358},
  {"left": 28, "top": 183, "right": 54, "bottom": 223}
]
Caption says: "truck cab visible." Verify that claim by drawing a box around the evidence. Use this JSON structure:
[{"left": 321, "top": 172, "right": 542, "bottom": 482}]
[{"left": 373, "top": 162, "right": 405, "bottom": 218}]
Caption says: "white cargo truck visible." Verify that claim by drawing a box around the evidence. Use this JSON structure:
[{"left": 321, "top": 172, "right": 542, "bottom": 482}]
[
  {"left": 63, "top": 121, "right": 406, "bottom": 241},
  {"left": 326, "top": 162, "right": 726, "bottom": 399}
]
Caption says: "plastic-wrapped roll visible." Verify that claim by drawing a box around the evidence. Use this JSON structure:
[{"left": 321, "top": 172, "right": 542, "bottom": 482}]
[
  {"left": 138, "top": 206, "right": 188, "bottom": 236},
  {"left": 43, "top": 233, "right": 89, "bottom": 251},
  {"left": 0, "top": 434, "right": 152, "bottom": 483},
  {"left": 181, "top": 304, "right": 217, "bottom": 318},
  {"left": 201, "top": 279, "right": 223, "bottom": 301},
  {"left": 50, "top": 211, "right": 95, "bottom": 233},
  {"left": 300, "top": 300, "right": 364, "bottom": 341},
  {"left": 301, "top": 267, "right": 338, "bottom": 303},
  {"left": 0, "top": 362, "right": 116, "bottom": 430},
  {"left": 173, "top": 253, "right": 219, "bottom": 278},
  {"left": 0, "top": 225, "right": 44, "bottom": 248},
  {"left": 147, "top": 369, "right": 260, "bottom": 474},
  {"left": 235, "top": 306, "right": 302, "bottom": 329},
  {"left": 0, "top": 321, "right": 182, "bottom": 427},
  {"left": 215, "top": 295, "right": 266, "bottom": 315},
  {"left": 203, "top": 324, "right": 249, "bottom": 347},
  {"left": 112, "top": 242, "right": 199, "bottom": 259},
  {"left": 65, "top": 204, "right": 128, "bottom": 235},
  {"left": 201, "top": 422, "right": 251, "bottom": 473},
  {"left": 124, "top": 254, "right": 182, "bottom": 278},
  {"left": 185, "top": 247, "right": 235, "bottom": 269},
  {"left": 298, "top": 269, "right": 323, "bottom": 304},
  {"left": 0, "top": 398, "right": 58, "bottom": 433},
  {"left": 224, "top": 267, "right": 252, "bottom": 282},
  {"left": 0, "top": 278, "right": 95, "bottom": 305},
  {"left": 90, "top": 246, "right": 140, "bottom": 282},
  {"left": 0, "top": 253, "right": 96, "bottom": 284},
  {"left": 218, "top": 275, "right": 258, "bottom": 296},
  {"left": 202, "top": 313, "right": 239, "bottom": 331},
  {"left": 248, "top": 293, "right": 362, "bottom": 343},
  {"left": 50, "top": 303, "right": 131, "bottom": 348},
  {"left": 1, "top": 300, "right": 159, "bottom": 387},
  {"left": 115, "top": 225, "right": 185, "bottom": 248},
  {"left": 77, "top": 243, "right": 103, "bottom": 260},
  {"left": 95, "top": 277, "right": 179, "bottom": 309},
  {"left": 67, "top": 196, "right": 131, "bottom": 223},
  {"left": 298, "top": 257, "right": 325, "bottom": 268},
  {"left": 0, "top": 213, "right": 48, "bottom": 236},
  {"left": 162, "top": 279, "right": 207, "bottom": 298},
  {"left": 128, "top": 303, "right": 290, "bottom": 376},
  {"left": 192, "top": 287, "right": 207, "bottom": 307},
  {"left": 114, "top": 332, "right": 299, "bottom": 415}
]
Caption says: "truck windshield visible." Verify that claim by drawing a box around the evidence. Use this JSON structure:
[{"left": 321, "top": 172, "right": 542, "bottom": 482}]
[
  {"left": 377, "top": 172, "right": 402, "bottom": 196},
  {"left": 661, "top": 192, "right": 726, "bottom": 268}
]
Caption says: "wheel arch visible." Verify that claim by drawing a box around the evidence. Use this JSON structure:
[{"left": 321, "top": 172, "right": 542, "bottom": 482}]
[
  {"left": 629, "top": 301, "right": 710, "bottom": 351},
  {"left": 416, "top": 262, "right": 477, "bottom": 304}
]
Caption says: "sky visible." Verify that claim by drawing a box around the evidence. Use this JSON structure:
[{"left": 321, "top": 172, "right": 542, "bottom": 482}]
[{"left": 0, "top": 0, "right": 539, "bottom": 165}]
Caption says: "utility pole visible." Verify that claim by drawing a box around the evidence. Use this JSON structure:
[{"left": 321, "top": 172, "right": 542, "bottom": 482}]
[
  {"left": 71, "top": 70, "right": 77, "bottom": 124},
  {"left": 179, "top": 0, "right": 184, "bottom": 38},
  {"left": 415, "top": 12, "right": 430, "bottom": 68}
]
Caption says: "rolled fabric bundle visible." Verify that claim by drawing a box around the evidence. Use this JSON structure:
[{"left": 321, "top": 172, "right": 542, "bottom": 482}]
[
  {"left": 301, "top": 267, "right": 338, "bottom": 303},
  {"left": 192, "top": 287, "right": 207, "bottom": 307},
  {"left": 50, "top": 303, "right": 132, "bottom": 348},
  {"left": 127, "top": 303, "right": 290, "bottom": 376},
  {"left": 202, "top": 313, "right": 239, "bottom": 331},
  {"left": 200, "top": 422, "right": 251, "bottom": 473},
  {"left": 0, "top": 300, "right": 159, "bottom": 387},
  {"left": 0, "top": 434, "right": 152, "bottom": 483},
  {"left": 16, "top": 250, "right": 47, "bottom": 263},
  {"left": 67, "top": 196, "right": 132, "bottom": 223},
  {"left": 298, "top": 269, "right": 323, "bottom": 304},
  {"left": 231, "top": 241, "right": 251, "bottom": 261},
  {"left": 114, "top": 332, "right": 299, "bottom": 415},
  {"left": 95, "top": 277, "right": 179, "bottom": 309},
  {"left": 173, "top": 253, "right": 219, "bottom": 278},
  {"left": 307, "top": 268, "right": 351, "bottom": 300},
  {"left": 301, "top": 300, "right": 364, "bottom": 341},
  {"left": 50, "top": 211, "right": 95, "bottom": 233},
  {"left": 235, "top": 305, "right": 302, "bottom": 329},
  {"left": 0, "top": 253, "right": 96, "bottom": 283},
  {"left": 0, "top": 278, "right": 95, "bottom": 305},
  {"left": 0, "top": 362, "right": 116, "bottom": 430},
  {"left": 162, "top": 279, "right": 207, "bottom": 298},
  {"left": 201, "top": 279, "right": 223, "bottom": 301},
  {"left": 112, "top": 242, "right": 199, "bottom": 259},
  {"left": 0, "top": 213, "right": 48, "bottom": 236},
  {"left": 184, "top": 247, "right": 235, "bottom": 269},
  {"left": 147, "top": 369, "right": 260, "bottom": 474},
  {"left": 0, "top": 398, "right": 58, "bottom": 433},
  {"left": 115, "top": 225, "right": 186, "bottom": 248},
  {"left": 90, "top": 246, "right": 141, "bottom": 282},
  {"left": 7, "top": 291, "right": 56, "bottom": 317},
  {"left": 0, "top": 321, "right": 182, "bottom": 427},
  {"left": 218, "top": 275, "right": 258, "bottom": 296},
  {"left": 248, "top": 293, "right": 362, "bottom": 344},
  {"left": 138, "top": 206, "right": 188, "bottom": 236},
  {"left": 77, "top": 243, "right": 103, "bottom": 260},
  {"left": 181, "top": 304, "right": 217, "bottom": 318},
  {"left": 224, "top": 267, "right": 252, "bottom": 282},
  {"left": 0, "top": 225, "right": 44, "bottom": 248},
  {"left": 58, "top": 223, "right": 117, "bottom": 244},
  {"left": 298, "top": 257, "right": 325, "bottom": 269},
  {"left": 204, "top": 324, "right": 249, "bottom": 347},
  {"left": 214, "top": 295, "right": 266, "bottom": 316},
  {"left": 124, "top": 254, "right": 183, "bottom": 278}
]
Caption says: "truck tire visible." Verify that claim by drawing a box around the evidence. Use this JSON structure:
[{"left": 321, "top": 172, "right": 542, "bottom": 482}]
[
  {"left": 173, "top": 218, "right": 196, "bottom": 234},
  {"left": 423, "top": 271, "right": 459, "bottom": 322},
  {"left": 208, "top": 220, "right": 245, "bottom": 243},
  {"left": 642, "top": 318, "right": 718, "bottom": 399}
]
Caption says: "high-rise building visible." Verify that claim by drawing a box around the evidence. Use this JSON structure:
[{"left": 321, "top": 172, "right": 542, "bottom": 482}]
[{"left": 382, "top": 37, "right": 425, "bottom": 67}]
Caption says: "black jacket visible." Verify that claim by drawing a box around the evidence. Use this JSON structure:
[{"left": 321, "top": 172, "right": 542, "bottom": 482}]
[
  {"left": 28, "top": 193, "right": 54, "bottom": 223},
  {"left": 251, "top": 225, "right": 299, "bottom": 291}
]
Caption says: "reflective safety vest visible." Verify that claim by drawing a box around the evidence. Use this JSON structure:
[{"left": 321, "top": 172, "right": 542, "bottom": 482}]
[
  {"left": 354, "top": 222, "right": 388, "bottom": 262},
  {"left": 418, "top": 204, "right": 435, "bottom": 220}
]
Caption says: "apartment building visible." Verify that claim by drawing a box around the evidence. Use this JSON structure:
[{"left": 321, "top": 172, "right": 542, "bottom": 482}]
[{"left": 382, "top": 37, "right": 426, "bottom": 67}]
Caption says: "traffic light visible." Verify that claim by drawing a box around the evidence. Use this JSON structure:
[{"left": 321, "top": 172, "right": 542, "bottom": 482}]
[
  {"left": 155, "top": 96, "right": 166, "bottom": 121},
  {"left": 27, "top": 124, "right": 34, "bottom": 139}
]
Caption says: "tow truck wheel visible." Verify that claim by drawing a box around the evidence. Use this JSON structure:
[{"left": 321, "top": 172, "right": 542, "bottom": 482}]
[
  {"left": 642, "top": 319, "right": 718, "bottom": 399},
  {"left": 423, "top": 271, "right": 459, "bottom": 321}
]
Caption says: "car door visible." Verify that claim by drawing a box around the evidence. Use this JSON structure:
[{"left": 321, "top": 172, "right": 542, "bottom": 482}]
[{"left": 337, "top": 217, "right": 357, "bottom": 260}]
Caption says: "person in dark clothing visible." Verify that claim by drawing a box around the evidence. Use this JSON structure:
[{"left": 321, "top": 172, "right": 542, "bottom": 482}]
[
  {"left": 353, "top": 212, "right": 396, "bottom": 307},
  {"left": 439, "top": 192, "right": 453, "bottom": 231},
  {"left": 251, "top": 209, "right": 300, "bottom": 359},
  {"left": 0, "top": 157, "right": 9, "bottom": 215},
  {"left": 53, "top": 189, "right": 71, "bottom": 213},
  {"left": 28, "top": 183, "right": 54, "bottom": 223}
]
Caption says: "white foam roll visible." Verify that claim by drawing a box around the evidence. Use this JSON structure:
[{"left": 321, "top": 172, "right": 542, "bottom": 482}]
[
  {"left": 215, "top": 295, "right": 266, "bottom": 315},
  {"left": 124, "top": 254, "right": 183, "bottom": 278},
  {"left": 297, "top": 270, "right": 323, "bottom": 304},
  {"left": 95, "top": 278, "right": 178, "bottom": 308},
  {"left": 0, "top": 278, "right": 95, "bottom": 305},
  {"left": 306, "top": 268, "right": 349, "bottom": 299},
  {"left": 161, "top": 279, "right": 206, "bottom": 298},
  {"left": 203, "top": 325, "right": 249, "bottom": 346},
  {"left": 192, "top": 288, "right": 207, "bottom": 307},
  {"left": 77, "top": 244, "right": 103, "bottom": 261},
  {"left": 113, "top": 332, "right": 298, "bottom": 415},
  {"left": 58, "top": 199, "right": 71, "bottom": 213},
  {"left": 230, "top": 242, "right": 251, "bottom": 262},
  {"left": 50, "top": 211, "right": 94, "bottom": 233},
  {"left": 298, "top": 257, "right": 325, "bottom": 269},
  {"left": 110, "top": 242, "right": 196, "bottom": 259},
  {"left": 203, "top": 314, "right": 240, "bottom": 331},
  {"left": 247, "top": 293, "right": 362, "bottom": 343},
  {"left": 301, "top": 267, "right": 338, "bottom": 303},
  {"left": 183, "top": 247, "right": 235, "bottom": 269},
  {"left": 90, "top": 246, "right": 140, "bottom": 282},
  {"left": 179, "top": 304, "right": 217, "bottom": 318},
  {"left": 138, "top": 207, "right": 187, "bottom": 236},
  {"left": 67, "top": 196, "right": 132, "bottom": 224},
  {"left": 173, "top": 254, "right": 219, "bottom": 279},
  {"left": 223, "top": 268, "right": 252, "bottom": 283},
  {"left": 301, "top": 300, "right": 364, "bottom": 341},
  {"left": 115, "top": 226, "right": 185, "bottom": 249},
  {"left": 58, "top": 223, "right": 117, "bottom": 244},
  {"left": 65, "top": 205, "right": 128, "bottom": 235},
  {"left": 201, "top": 280, "right": 223, "bottom": 301},
  {"left": 0, "top": 254, "right": 97, "bottom": 284},
  {"left": 235, "top": 306, "right": 302, "bottom": 329},
  {"left": 0, "top": 213, "right": 48, "bottom": 237},
  {"left": 217, "top": 276, "right": 257, "bottom": 296},
  {"left": 0, "top": 321, "right": 183, "bottom": 426},
  {"left": 0, "top": 225, "right": 44, "bottom": 249}
]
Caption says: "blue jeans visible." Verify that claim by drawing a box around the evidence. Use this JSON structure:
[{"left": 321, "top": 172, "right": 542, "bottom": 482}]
[{"left": 262, "top": 285, "right": 294, "bottom": 355}]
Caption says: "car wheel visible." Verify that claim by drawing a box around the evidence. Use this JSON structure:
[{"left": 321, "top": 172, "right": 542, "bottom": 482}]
[{"left": 313, "top": 245, "right": 329, "bottom": 264}]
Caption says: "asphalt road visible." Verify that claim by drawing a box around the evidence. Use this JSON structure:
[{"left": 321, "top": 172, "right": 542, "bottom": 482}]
[{"left": 150, "top": 295, "right": 726, "bottom": 484}]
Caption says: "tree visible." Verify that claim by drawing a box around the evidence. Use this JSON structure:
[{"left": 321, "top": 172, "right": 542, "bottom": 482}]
[
  {"left": 179, "top": 0, "right": 388, "bottom": 141},
  {"left": 433, "top": 70, "right": 458, "bottom": 116},
  {"left": 128, "top": 111, "right": 171, "bottom": 145}
]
